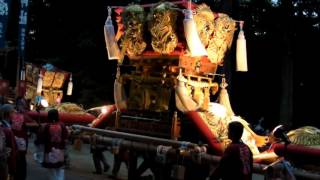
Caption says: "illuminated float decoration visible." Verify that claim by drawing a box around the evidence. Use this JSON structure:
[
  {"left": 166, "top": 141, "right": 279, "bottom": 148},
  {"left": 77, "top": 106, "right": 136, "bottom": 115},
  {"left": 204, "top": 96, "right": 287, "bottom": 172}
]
[
  {"left": 25, "top": 0, "right": 320, "bottom": 177},
  {"left": 101, "top": 0, "right": 320, "bottom": 168},
  {"left": 104, "top": 0, "right": 264, "bottom": 155},
  {"left": 24, "top": 62, "right": 73, "bottom": 107},
  {"left": 23, "top": 63, "right": 97, "bottom": 125}
]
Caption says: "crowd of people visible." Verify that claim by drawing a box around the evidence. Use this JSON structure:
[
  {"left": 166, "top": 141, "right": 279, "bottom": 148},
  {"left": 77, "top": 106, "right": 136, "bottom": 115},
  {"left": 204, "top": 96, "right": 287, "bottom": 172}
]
[
  {"left": 0, "top": 93, "right": 120, "bottom": 180},
  {"left": 0, "top": 98, "right": 69, "bottom": 180},
  {"left": 0, "top": 102, "right": 29, "bottom": 180},
  {"left": 0, "top": 94, "right": 254, "bottom": 180}
]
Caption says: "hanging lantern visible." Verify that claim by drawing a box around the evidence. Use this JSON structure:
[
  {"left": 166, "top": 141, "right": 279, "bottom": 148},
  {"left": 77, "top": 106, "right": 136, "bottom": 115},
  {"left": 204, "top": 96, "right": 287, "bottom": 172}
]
[
  {"left": 183, "top": 1, "right": 207, "bottom": 57},
  {"left": 67, "top": 74, "right": 73, "bottom": 96},
  {"left": 104, "top": 6, "right": 121, "bottom": 60},
  {"left": 36, "top": 73, "right": 43, "bottom": 93},
  {"left": 236, "top": 21, "right": 248, "bottom": 72}
]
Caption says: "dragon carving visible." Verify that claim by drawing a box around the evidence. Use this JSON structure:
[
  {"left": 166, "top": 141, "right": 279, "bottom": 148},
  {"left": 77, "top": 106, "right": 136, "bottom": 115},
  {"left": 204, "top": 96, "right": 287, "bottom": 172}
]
[
  {"left": 147, "top": 2, "right": 178, "bottom": 54},
  {"left": 193, "top": 4, "right": 215, "bottom": 48},
  {"left": 121, "top": 5, "right": 147, "bottom": 56},
  {"left": 194, "top": 4, "right": 236, "bottom": 64}
]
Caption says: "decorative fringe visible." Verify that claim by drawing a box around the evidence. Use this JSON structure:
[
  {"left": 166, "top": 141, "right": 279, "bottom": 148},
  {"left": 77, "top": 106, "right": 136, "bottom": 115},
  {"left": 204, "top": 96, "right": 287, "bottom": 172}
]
[
  {"left": 183, "top": 2, "right": 207, "bottom": 57},
  {"left": 104, "top": 7, "right": 121, "bottom": 60},
  {"left": 67, "top": 74, "right": 73, "bottom": 96},
  {"left": 36, "top": 73, "right": 43, "bottom": 93},
  {"left": 236, "top": 21, "right": 248, "bottom": 72},
  {"left": 218, "top": 78, "right": 234, "bottom": 117}
]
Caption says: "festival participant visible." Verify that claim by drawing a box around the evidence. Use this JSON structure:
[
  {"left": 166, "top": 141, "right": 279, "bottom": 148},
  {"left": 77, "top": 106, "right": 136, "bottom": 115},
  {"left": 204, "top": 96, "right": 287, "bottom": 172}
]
[
  {"left": 16, "top": 96, "right": 28, "bottom": 113},
  {"left": 33, "top": 121, "right": 47, "bottom": 164},
  {"left": 89, "top": 116, "right": 110, "bottom": 174},
  {"left": 0, "top": 126, "right": 16, "bottom": 180},
  {"left": 90, "top": 141, "right": 110, "bottom": 174},
  {"left": 0, "top": 104, "right": 17, "bottom": 180},
  {"left": 40, "top": 108, "right": 69, "bottom": 180},
  {"left": 209, "top": 121, "right": 253, "bottom": 180},
  {"left": 11, "top": 108, "right": 29, "bottom": 180}
]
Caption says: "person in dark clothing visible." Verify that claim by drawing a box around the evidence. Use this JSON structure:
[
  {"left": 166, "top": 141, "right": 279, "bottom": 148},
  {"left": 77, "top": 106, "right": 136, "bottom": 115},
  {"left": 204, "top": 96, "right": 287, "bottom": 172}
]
[
  {"left": 0, "top": 104, "right": 17, "bottom": 180},
  {"left": 89, "top": 127, "right": 110, "bottom": 174},
  {"left": 210, "top": 121, "right": 253, "bottom": 180},
  {"left": 0, "top": 126, "right": 16, "bottom": 180},
  {"left": 88, "top": 113, "right": 111, "bottom": 174},
  {"left": 16, "top": 96, "right": 29, "bottom": 113},
  {"left": 39, "top": 108, "right": 69, "bottom": 180},
  {"left": 11, "top": 111, "right": 28, "bottom": 180},
  {"left": 90, "top": 144, "right": 110, "bottom": 174}
]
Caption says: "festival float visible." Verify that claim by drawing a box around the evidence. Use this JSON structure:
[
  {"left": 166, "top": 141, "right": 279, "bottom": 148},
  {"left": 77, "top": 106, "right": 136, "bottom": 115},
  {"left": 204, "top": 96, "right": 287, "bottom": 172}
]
[
  {"left": 23, "top": 62, "right": 97, "bottom": 125},
  {"left": 24, "top": 62, "right": 69, "bottom": 106},
  {"left": 27, "top": 0, "right": 320, "bottom": 179}
]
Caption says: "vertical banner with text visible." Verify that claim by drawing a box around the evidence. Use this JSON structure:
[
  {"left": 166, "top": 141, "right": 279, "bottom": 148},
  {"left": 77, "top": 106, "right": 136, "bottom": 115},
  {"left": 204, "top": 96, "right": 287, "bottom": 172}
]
[
  {"left": 18, "top": 0, "right": 29, "bottom": 62},
  {"left": 0, "top": 0, "right": 11, "bottom": 48},
  {"left": 17, "top": 0, "right": 29, "bottom": 96}
]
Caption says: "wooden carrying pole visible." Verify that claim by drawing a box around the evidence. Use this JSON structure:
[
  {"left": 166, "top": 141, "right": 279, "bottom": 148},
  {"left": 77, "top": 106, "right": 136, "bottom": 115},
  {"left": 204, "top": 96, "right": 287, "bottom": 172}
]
[
  {"left": 77, "top": 133, "right": 320, "bottom": 180},
  {"left": 72, "top": 125, "right": 198, "bottom": 149}
]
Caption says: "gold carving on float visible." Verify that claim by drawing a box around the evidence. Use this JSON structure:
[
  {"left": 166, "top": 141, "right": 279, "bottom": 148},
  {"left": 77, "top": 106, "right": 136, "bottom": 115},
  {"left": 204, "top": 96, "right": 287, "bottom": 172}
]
[
  {"left": 42, "top": 71, "right": 55, "bottom": 88},
  {"left": 193, "top": 4, "right": 215, "bottom": 48},
  {"left": 52, "top": 72, "right": 66, "bottom": 89},
  {"left": 52, "top": 103, "right": 86, "bottom": 114},
  {"left": 287, "top": 126, "right": 320, "bottom": 147},
  {"left": 120, "top": 4, "right": 147, "bottom": 56},
  {"left": 198, "top": 78, "right": 269, "bottom": 155},
  {"left": 199, "top": 107, "right": 268, "bottom": 155},
  {"left": 175, "top": 70, "right": 219, "bottom": 112},
  {"left": 207, "top": 13, "right": 236, "bottom": 64},
  {"left": 24, "top": 63, "right": 69, "bottom": 106},
  {"left": 148, "top": 2, "right": 178, "bottom": 54},
  {"left": 193, "top": 4, "right": 236, "bottom": 64}
]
